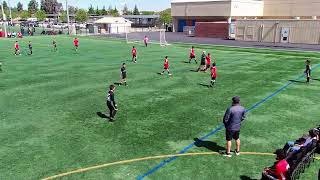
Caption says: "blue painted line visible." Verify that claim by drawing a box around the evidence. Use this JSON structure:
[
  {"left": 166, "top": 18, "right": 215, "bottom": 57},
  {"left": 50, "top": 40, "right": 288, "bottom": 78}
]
[{"left": 136, "top": 64, "right": 320, "bottom": 180}]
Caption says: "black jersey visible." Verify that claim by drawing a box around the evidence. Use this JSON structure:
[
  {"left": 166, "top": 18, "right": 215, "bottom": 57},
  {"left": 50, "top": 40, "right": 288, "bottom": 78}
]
[
  {"left": 305, "top": 65, "right": 311, "bottom": 73},
  {"left": 201, "top": 54, "right": 206, "bottom": 65},
  {"left": 106, "top": 90, "right": 116, "bottom": 107},
  {"left": 121, "top": 67, "right": 126, "bottom": 75},
  {"left": 28, "top": 43, "right": 32, "bottom": 49},
  {"left": 53, "top": 41, "right": 57, "bottom": 47}
]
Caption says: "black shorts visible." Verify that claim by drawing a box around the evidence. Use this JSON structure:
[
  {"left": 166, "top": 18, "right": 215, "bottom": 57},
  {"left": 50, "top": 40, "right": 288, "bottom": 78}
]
[
  {"left": 122, "top": 74, "right": 127, "bottom": 79},
  {"left": 211, "top": 76, "right": 216, "bottom": 80},
  {"left": 201, "top": 62, "right": 206, "bottom": 65},
  {"left": 226, "top": 130, "right": 240, "bottom": 141},
  {"left": 206, "top": 64, "right": 210, "bottom": 69},
  {"left": 190, "top": 55, "right": 195, "bottom": 59}
]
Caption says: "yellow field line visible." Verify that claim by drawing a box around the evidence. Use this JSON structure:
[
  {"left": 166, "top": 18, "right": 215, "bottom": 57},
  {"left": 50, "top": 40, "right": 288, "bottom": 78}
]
[{"left": 41, "top": 151, "right": 275, "bottom": 180}]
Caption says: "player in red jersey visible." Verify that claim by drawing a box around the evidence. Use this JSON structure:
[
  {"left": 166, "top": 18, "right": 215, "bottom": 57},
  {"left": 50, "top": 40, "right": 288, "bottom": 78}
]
[
  {"left": 161, "top": 56, "right": 172, "bottom": 76},
  {"left": 210, "top": 61, "right": 217, "bottom": 87},
  {"left": 189, "top": 46, "right": 197, "bottom": 64},
  {"left": 132, "top": 46, "right": 137, "bottom": 63},
  {"left": 73, "top": 38, "right": 79, "bottom": 51},
  {"left": 14, "top": 41, "right": 20, "bottom": 55},
  {"left": 204, "top": 53, "right": 211, "bottom": 72},
  {"left": 144, "top": 36, "right": 149, "bottom": 47}
]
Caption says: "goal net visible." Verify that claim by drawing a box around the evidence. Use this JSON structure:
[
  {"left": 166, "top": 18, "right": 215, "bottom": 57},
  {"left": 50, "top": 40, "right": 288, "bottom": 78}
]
[{"left": 125, "top": 28, "right": 170, "bottom": 46}]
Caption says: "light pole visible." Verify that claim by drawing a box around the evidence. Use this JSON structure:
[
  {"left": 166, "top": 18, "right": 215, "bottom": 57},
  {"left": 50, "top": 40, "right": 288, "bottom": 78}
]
[
  {"left": 1, "top": 0, "right": 7, "bottom": 37},
  {"left": 66, "top": 0, "right": 70, "bottom": 35},
  {"left": 8, "top": 0, "right": 12, "bottom": 25}
]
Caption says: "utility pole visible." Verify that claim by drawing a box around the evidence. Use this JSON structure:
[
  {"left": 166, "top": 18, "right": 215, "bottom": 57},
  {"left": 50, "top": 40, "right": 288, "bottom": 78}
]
[
  {"left": 1, "top": 0, "right": 7, "bottom": 37},
  {"left": 8, "top": 0, "right": 12, "bottom": 25},
  {"left": 66, "top": 0, "right": 70, "bottom": 35}
]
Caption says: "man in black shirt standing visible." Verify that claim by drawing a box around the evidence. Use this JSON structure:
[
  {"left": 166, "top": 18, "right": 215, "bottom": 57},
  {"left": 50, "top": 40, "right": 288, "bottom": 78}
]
[{"left": 106, "top": 84, "right": 118, "bottom": 122}]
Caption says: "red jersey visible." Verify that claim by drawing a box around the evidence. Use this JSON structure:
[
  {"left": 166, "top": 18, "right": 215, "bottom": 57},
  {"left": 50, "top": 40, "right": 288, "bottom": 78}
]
[
  {"left": 206, "top": 55, "right": 211, "bottom": 65},
  {"left": 210, "top": 66, "right": 217, "bottom": 78},
  {"left": 73, "top": 39, "right": 79, "bottom": 46},
  {"left": 164, "top": 58, "right": 169, "bottom": 69},
  {"left": 190, "top": 48, "right": 195, "bottom": 56},
  {"left": 132, "top": 48, "right": 137, "bottom": 55},
  {"left": 275, "top": 160, "right": 289, "bottom": 180},
  {"left": 15, "top": 43, "right": 19, "bottom": 49}
]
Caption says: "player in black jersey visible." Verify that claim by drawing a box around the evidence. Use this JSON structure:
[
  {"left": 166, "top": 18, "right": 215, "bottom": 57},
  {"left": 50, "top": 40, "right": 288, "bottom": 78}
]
[
  {"left": 106, "top": 84, "right": 118, "bottom": 121},
  {"left": 305, "top": 59, "right": 311, "bottom": 83},
  {"left": 52, "top": 40, "right": 57, "bottom": 52},
  {"left": 120, "top": 63, "right": 127, "bottom": 86},
  {"left": 196, "top": 51, "right": 206, "bottom": 72},
  {"left": 28, "top": 41, "right": 33, "bottom": 55}
]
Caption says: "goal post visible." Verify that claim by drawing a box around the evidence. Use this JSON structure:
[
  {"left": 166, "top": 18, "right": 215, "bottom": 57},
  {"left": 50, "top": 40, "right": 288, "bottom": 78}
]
[{"left": 125, "top": 28, "right": 170, "bottom": 46}]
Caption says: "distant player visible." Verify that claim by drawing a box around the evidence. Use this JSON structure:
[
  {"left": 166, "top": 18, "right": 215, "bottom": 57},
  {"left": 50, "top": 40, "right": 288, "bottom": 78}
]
[
  {"left": 210, "top": 62, "right": 217, "bottom": 87},
  {"left": 14, "top": 41, "right": 20, "bottom": 55},
  {"left": 196, "top": 51, "right": 206, "bottom": 72},
  {"left": 0, "top": 61, "right": 2, "bottom": 72},
  {"left": 132, "top": 46, "right": 137, "bottom": 63},
  {"left": 28, "top": 41, "right": 33, "bottom": 55},
  {"left": 144, "top": 36, "right": 149, "bottom": 47},
  {"left": 305, "top": 59, "right": 311, "bottom": 83},
  {"left": 161, "top": 56, "right": 172, "bottom": 76},
  {"left": 52, "top": 39, "right": 57, "bottom": 52},
  {"left": 120, "top": 63, "right": 127, "bottom": 86},
  {"left": 189, "top": 46, "right": 197, "bottom": 64},
  {"left": 106, "top": 84, "right": 118, "bottom": 122},
  {"left": 204, "top": 53, "right": 211, "bottom": 72},
  {"left": 73, "top": 38, "right": 79, "bottom": 51}
]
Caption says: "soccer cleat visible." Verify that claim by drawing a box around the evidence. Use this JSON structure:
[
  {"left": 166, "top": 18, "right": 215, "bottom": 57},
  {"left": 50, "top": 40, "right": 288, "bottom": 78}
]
[
  {"left": 223, "top": 152, "right": 232, "bottom": 158},
  {"left": 235, "top": 149, "right": 240, "bottom": 156}
]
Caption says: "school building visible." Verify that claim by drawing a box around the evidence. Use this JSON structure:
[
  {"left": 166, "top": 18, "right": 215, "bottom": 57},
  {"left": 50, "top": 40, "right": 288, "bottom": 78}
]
[{"left": 171, "top": 0, "right": 320, "bottom": 44}]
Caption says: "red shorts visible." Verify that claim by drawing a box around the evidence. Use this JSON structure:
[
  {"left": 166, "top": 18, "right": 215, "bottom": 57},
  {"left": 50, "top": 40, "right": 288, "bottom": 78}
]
[{"left": 74, "top": 44, "right": 79, "bottom": 47}]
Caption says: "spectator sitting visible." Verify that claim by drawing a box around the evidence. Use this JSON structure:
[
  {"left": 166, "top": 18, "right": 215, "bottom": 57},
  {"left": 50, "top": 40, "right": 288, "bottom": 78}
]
[{"left": 263, "top": 149, "right": 290, "bottom": 180}]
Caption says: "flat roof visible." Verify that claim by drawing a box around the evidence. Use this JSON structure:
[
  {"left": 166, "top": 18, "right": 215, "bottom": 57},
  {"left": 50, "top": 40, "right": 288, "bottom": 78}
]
[{"left": 122, "top": 15, "right": 160, "bottom": 19}]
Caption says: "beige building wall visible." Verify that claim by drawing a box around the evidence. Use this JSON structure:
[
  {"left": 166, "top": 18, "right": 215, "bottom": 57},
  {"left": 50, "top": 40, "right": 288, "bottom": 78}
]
[
  {"left": 171, "top": 0, "right": 232, "bottom": 17},
  {"left": 236, "top": 20, "right": 320, "bottom": 44},
  {"left": 230, "top": 0, "right": 264, "bottom": 17},
  {"left": 263, "top": 0, "right": 320, "bottom": 17}
]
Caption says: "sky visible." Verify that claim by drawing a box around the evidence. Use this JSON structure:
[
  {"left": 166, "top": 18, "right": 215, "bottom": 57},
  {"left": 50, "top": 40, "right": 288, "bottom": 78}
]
[{"left": 9, "top": 0, "right": 171, "bottom": 11}]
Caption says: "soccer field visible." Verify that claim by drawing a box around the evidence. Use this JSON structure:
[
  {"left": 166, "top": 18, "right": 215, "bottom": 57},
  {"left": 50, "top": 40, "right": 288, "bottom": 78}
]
[{"left": 0, "top": 36, "right": 319, "bottom": 180}]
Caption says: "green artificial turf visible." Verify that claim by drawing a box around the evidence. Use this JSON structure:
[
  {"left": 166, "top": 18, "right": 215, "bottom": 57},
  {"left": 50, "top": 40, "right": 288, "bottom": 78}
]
[{"left": 0, "top": 35, "right": 319, "bottom": 180}]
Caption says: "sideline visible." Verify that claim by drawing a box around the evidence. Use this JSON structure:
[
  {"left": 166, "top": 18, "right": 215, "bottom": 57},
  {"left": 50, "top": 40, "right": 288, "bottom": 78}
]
[{"left": 41, "top": 151, "right": 276, "bottom": 180}]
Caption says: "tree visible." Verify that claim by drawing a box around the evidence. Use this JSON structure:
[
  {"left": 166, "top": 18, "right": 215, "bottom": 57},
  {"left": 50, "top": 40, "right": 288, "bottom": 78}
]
[
  {"left": 68, "top": 6, "right": 77, "bottom": 15},
  {"left": 88, "top": 4, "right": 94, "bottom": 14},
  {"left": 95, "top": 6, "right": 101, "bottom": 15},
  {"left": 133, "top": 5, "right": 139, "bottom": 15},
  {"left": 40, "top": 0, "right": 59, "bottom": 14},
  {"left": 2, "top": 1, "right": 8, "bottom": 10},
  {"left": 59, "top": 11, "right": 67, "bottom": 22},
  {"left": 101, "top": 6, "right": 107, "bottom": 15},
  {"left": 141, "top": 11, "right": 155, "bottom": 15},
  {"left": 111, "top": 7, "right": 119, "bottom": 17},
  {"left": 28, "top": 0, "right": 39, "bottom": 14},
  {"left": 122, "top": 4, "right": 130, "bottom": 15},
  {"left": 108, "top": 5, "right": 112, "bottom": 15},
  {"left": 17, "top": 2, "right": 23, "bottom": 12},
  {"left": 35, "top": 10, "right": 46, "bottom": 21},
  {"left": 159, "top": 8, "right": 172, "bottom": 24},
  {"left": 75, "top": 9, "right": 88, "bottom": 23},
  {"left": 20, "top": 10, "right": 30, "bottom": 20}
]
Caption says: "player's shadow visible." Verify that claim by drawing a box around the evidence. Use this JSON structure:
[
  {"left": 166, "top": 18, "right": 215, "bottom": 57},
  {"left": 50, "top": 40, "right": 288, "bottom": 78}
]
[
  {"left": 190, "top": 70, "right": 198, "bottom": 72},
  {"left": 157, "top": 72, "right": 162, "bottom": 75},
  {"left": 239, "top": 175, "right": 257, "bottom": 180},
  {"left": 96, "top": 112, "right": 109, "bottom": 119},
  {"left": 182, "top": 61, "right": 190, "bottom": 64},
  {"left": 198, "top": 83, "right": 210, "bottom": 88},
  {"left": 289, "top": 80, "right": 306, "bottom": 83},
  {"left": 194, "top": 138, "right": 225, "bottom": 152},
  {"left": 311, "top": 78, "right": 320, "bottom": 81}
]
